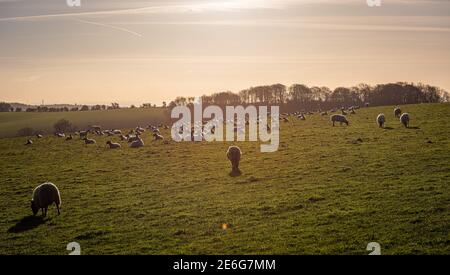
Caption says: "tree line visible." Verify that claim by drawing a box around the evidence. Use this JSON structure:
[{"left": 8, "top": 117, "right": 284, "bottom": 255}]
[
  {"left": 168, "top": 82, "right": 449, "bottom": 112},
  {"left": 1, "top": 82, "right": 448, "bottom": 113}
]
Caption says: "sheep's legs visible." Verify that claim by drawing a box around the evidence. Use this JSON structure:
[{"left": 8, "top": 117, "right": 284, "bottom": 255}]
[{"left": 56, "top": 203, "right": 60, "bottom": 215}]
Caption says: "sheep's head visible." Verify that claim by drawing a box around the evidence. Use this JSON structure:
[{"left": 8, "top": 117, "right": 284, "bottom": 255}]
[{"left": 30, "top": 200, "right": 39, "bottom": 216}]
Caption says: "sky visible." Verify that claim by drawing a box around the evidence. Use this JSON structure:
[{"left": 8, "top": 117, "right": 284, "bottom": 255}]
[{"left": 1, "top": 0, "right": 450, "bottom": 106}]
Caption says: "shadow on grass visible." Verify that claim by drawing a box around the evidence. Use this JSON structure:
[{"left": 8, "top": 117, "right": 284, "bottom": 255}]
[
  {"left": 384, "top": 127, "right": 394, "bottom": 130},
  {"left": 408, "top": 126, "right": 420, "bottom": 130},
  {"left": 7, "top": 216, "right": 46, "bottom": 233},
  {"left": 229, "top": 169, "right": 242, "bottom": 177}
]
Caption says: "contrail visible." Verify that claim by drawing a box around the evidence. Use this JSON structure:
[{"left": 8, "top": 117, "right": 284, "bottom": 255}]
[{"left": 74, "top": 18, "right": 143, "bottom": 38}]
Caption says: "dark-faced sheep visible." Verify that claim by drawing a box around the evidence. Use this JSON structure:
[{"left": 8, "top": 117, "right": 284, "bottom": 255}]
[
  {"left": 106, "top": 141, "right": 121, "bottom": 149},
  {"left": 83, "top": 137, "right": 96, "bottom": 145},
  {"left": 331, "top": 114, "right": 349, "bottom": 126},
  {"left": 31, "top": 182, "right": 61, "bottom": 217},
  {"left": 400, "top": 113, "right": 410, "bottom": 128},
  {"left": 25, "top": 139, "right": 33, "bottom": 145},
  {"left": 227, "top": 146, "right": 242, "bottom": 176},
  {"left": 394, "top": 107, "right": 402, "bottom": 118},
  {"left": 377, "top": 113, "right": 386, "bottom": 128}
]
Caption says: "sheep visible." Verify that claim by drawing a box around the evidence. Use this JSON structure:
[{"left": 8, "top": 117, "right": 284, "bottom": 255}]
[
  {"left": 106, "top": 141, "right": 121, "bottom": 149},
  {"left": 377, "top": 113, "right": 386, "bottom": 128},
  {"left": 25, "top": 139, "right": 33, "bottom": 145},
  {"left": 36, "top": 134, "right": 43, "bottom": 139},
  {"left": 400, "top": 113, "right": 410, "bottom": 128},
  {"left": 83, "top": 137, "right": 96, "bottom": 145},
  {"left": 130, "top": 137, "right": 144, "bottom": 148},
  {"left": 350, "top": 109, "right": 356, "bottom": 115},
  {"left": 55, "top": 132, "right": 65, "bottom": 138},
  {"left": 153, "top": 133, "right": 164, "bottom": 141},
  {"left": 113, "top": 129, "right": 122, "bottom": 135},
  {"left": 321, "top": 111, "right": 328, "bottom": 116},
  {"left": 394, "top": 107, "right": 402, "bottom": 118},
  {"left": 127, "top": 135, "right": 140, "bottom": 143},
  {"left": 227, "top": 146, "right": 242, "bottom": 176},
  {"left": 31, "top": 182, "right": 61, "bottom": 217},
  {"left": 66, "top": 134, "right": 73, "bottom": 141},
  {"left": 341, "top": 109, "right": 347, "bottom": 115},
  {"left": 297, "top": 114, "right": 306, "bottom": 120},
  {"left": 330, "top": 114, "right": 349, "bottom": 126}
]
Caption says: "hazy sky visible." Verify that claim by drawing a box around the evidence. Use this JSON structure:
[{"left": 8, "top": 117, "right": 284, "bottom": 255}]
[{"left": 1, "top": 0, "right": 450, "bottom": 106}]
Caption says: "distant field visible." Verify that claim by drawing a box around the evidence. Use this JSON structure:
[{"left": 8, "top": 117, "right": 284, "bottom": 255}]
[
  {"left": 0, "top": 103, "right": 449, "bottom": 255},
  {"left": 0, "top": 108, "right": 170, "bottom": 138}
]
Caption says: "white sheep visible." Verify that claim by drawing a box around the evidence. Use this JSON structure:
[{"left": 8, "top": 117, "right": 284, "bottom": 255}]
[
  {"left": 106, "top": 141, "right": 121, "bottom": 149},
  {"left": 400, "top": 113, "right": 410, "bottom": 128},
  {"left": 227, "top": 146, "right": 242, "bottom": 175},
  {"left": 330, "top": 114, "right": 349, "bottom": 126},
  {"left": 25, "top": 139, "right": 33, "bottom": 145},
  {"left": 377, "top": 113, "right": 386, "bottom": 128},
  {"left": 130, "top": 137, "right": 144, "bottom": 148},
  {"left": 31, "top": 182, "right": 61, "bottom": 216}
]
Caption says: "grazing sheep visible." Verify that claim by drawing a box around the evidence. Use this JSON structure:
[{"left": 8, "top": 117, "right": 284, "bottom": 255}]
[
  {"left": 297, "top": 114, "right": 306, "bottom": 120},
  {"left": 400, "top": 113, "right": 410, "bottom": 128},
  {"left": 394, "top": 107, "right": 402, "bottom": 118},
  {"left": 31, "top": 182, "right": 61, "bottom": 217},
  {"left": 227, "top": 146, "right": 242, "bottom": 176},
  {"left": 127, "top": 135, "right": 140, "bottom": 143},
  {"left": 113, "top": 129, "right": 122, "bottom": 135},
  {"left": 341, "top": 109, "right": 347, "bottom": 115},
  {"left": 66, "top": 134, "right": 73, "bottom": 141},
  {"left": 36, "top": 134, "right": 43, "bottom": 139},
  {"left": 106, "top": 141, "right": 121, "bottom": 149},
  {"left": 120, "top": 134, "right": 128, "bottom": 141},
  {"left": 321, "top": 111, "right": 328, "bottom": 116},
  {"left": 377, "top": 113, "right": 386, "bottom": 128},
  {"left": 130, "top": 137, "right": 144, "bottom": 148},
  {"left": 25, "top": 139, "right": 33, "bottom": 145},
  {"left": 330, "top": 114, "right": 349, "bottom": 126},
  {"left": 153, "top": 133, "right": 164, "bottom": 141},
  {"left": 83, "top": 138, "right": 96, "bottom": 145},
  {"left": 55, "top": 132, "right": 65, "bottom": 138}
]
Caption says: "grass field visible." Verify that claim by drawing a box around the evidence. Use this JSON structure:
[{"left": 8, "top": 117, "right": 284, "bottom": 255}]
[
  {"left": 0, "top": 108, "right": 170, "bottom": 138},
  {"left": 0, "top": 103, "right": 449, "bottom": 255}
]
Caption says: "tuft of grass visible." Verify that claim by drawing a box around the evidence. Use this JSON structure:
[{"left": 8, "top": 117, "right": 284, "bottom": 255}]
[{"left": 0, "top": 103, "right": 449, "bottom": 255}]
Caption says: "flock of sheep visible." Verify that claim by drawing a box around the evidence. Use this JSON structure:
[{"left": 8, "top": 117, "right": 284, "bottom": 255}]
[{"left": 25, "top": 105, "right": 412, "bottom": 217}]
